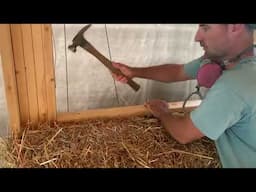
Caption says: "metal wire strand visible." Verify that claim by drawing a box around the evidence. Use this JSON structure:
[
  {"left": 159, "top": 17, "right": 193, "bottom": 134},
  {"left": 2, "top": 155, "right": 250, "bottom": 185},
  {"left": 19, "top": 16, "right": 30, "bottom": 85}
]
[
  {"left": 50, "top": 25, "right": 57, "bottom": 68},
  {"left": 64, "top": 24, "right": 70, "bottom": 112},
  {"left": 104, "top": 24, "right": 120, "bottom": 105},
  {"left": 182, "top": 85, "right": 203, "bottom": 112}
]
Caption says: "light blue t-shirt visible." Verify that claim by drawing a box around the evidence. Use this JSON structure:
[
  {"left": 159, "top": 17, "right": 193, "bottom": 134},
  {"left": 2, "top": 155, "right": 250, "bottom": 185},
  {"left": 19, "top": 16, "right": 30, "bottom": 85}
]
[{"left": 184, "top": 56, "right": 256, "bottom": 168}]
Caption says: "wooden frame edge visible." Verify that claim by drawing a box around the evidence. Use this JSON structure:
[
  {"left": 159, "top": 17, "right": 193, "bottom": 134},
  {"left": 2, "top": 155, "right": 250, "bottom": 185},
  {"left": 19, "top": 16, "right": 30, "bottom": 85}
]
[{"left": 57, "top": 100, "right": 201, "bottom": 122}]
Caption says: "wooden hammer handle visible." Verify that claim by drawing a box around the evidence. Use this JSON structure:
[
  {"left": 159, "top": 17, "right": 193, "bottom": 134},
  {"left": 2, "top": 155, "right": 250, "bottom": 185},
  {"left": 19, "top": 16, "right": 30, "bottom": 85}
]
[{"left": 81, "top": 41, "right": 140, "bottom": 92}]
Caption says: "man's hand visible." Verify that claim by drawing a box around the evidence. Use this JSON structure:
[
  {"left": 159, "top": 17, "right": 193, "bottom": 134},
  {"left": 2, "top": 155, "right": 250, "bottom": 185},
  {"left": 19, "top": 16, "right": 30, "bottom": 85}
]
[
  {"left": 144, "top": 99, "right": 169, "bottom": 118},
  {"left": 112, "top": 62, "right": 134, "bottom": 83}
]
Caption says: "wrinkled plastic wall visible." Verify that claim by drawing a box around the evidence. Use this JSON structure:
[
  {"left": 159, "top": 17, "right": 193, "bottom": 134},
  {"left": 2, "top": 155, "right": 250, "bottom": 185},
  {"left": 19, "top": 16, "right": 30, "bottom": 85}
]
[{"left": 52, "top": 24, "right": 203, "bottom": 113}]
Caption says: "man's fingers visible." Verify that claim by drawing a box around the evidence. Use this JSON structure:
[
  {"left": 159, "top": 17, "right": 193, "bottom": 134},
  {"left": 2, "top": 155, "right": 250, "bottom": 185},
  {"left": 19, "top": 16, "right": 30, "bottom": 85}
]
[
  {"left": 112, "top": 62, "right": 119, "bottom": 68},
  {"left": 112, "top": 73, "right": 128, "bottom": 83},
  {"left": 144, "top": 102, "right": 153, "bottom": 110},
  {"left": 144, "top": 103, "right": 153, "bottom": 113},
  {"left": 112, "top": 62, "right": 123, "bottom": 69},
  {"left": 116, "top": 76, "right": 127, "bottom": 83},
  {"left": 120, "top": 77, "right": 128, "bottom": 83}
]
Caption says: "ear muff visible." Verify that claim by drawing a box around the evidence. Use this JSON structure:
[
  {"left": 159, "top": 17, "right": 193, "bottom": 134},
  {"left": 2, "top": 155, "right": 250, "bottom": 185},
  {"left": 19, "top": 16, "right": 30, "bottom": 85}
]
[
  {"left": 182, "top": 59, "right": 224, "bottom": 111},
  {"left": 196, "top": 60, "right": 224, "bottom": 88}
]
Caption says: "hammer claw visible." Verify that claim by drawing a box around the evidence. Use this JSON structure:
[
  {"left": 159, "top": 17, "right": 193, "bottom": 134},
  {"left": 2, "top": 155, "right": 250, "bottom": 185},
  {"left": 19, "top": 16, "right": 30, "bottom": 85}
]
[
  {"left": 68, "top": 44, "right": 77, "bottom": 52},
  {"left": 74, "top": 24, "right": 92, "bottom": 40}
]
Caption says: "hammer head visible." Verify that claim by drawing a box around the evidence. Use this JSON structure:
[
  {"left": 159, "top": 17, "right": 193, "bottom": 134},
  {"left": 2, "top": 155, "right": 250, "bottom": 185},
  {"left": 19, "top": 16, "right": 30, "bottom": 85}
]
[{"left": 68, "top": 24, "right": 92, "bottom": 52}]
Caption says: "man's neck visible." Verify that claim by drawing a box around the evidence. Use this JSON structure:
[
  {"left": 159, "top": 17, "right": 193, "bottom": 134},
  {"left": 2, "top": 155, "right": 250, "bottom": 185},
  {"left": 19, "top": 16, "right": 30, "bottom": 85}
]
[
  {"left": 224, "top": 43, "right": 254, "bottom": 69},
  {"left": 225, "top": 33, "right": 254, "bottom": 62},
  {"left": 228, "top": 45, "right": 253, "bottom": 61}
]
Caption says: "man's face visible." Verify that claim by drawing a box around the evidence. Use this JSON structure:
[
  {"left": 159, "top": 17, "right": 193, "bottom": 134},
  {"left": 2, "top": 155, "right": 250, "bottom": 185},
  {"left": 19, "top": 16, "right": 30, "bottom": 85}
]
[{"left": 194, "top": 24, "right": 231, "bottom": 60}]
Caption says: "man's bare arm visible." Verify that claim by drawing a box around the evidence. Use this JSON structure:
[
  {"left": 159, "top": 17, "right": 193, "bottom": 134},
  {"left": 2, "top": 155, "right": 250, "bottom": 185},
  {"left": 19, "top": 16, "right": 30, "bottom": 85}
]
[
  {"left": 132, "top": 64, "right": 192, "bottom": 82},
  {"left": 159, "top": 113, "right": 204, "bottom": 144}
]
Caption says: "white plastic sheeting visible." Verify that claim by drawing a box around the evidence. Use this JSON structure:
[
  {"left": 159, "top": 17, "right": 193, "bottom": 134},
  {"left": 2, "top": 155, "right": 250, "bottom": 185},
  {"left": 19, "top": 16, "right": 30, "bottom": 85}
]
[
  {"left": 52, "top": 24, "right": 203, "bottom": 113},
  {"left": 0, "top": 57, "right": 9, "bottom": 137}
]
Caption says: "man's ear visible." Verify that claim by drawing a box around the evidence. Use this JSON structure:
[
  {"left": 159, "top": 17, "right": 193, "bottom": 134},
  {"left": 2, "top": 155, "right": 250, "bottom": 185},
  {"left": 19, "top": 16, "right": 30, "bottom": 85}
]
[
  {"left": 227, "top": 24, "right": 243, "bottom": 39},
  {"left": 229, "top": 24, "right": 243, "bottom": 32}
]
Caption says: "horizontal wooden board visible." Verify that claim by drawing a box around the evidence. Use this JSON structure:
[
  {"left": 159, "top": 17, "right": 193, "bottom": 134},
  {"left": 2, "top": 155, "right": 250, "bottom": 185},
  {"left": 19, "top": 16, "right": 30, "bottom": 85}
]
[{"left": 57, "top": 100, "right": 201, "bottom": 122}]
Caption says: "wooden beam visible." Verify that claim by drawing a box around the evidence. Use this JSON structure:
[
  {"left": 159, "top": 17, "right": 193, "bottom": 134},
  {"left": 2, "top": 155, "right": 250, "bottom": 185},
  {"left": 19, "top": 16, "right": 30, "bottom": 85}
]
[
  {"left": 0, "top": 24, "right": 21, "bottom": 136},
  {"left": 57, "top": 100, "right": 201, "bottom": 122},
  {"left": 31, "top": 25, "right": 48, "bottom": 122},
  {"left": 21, "top": 24, "right": 39, "bottom": 125},
  {"left": 1, "top": 24, "right": 56, "bottom": 134},
  {"left": 42, "top": 24, "right": 57, "bottom": 121},
  {"left": 10, "top": 24, "right": 30, "bottom": 125}
]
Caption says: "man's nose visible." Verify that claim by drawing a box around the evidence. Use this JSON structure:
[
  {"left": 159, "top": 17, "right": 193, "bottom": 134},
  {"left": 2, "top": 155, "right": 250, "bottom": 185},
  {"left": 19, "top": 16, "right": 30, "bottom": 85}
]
[{"left": 194, "top": 30, "right": 202, "bottom": 42}]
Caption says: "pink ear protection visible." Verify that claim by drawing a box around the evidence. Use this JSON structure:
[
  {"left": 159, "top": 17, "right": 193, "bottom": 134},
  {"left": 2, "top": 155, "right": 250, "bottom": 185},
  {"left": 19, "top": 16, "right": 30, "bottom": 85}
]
[
  {"left": 196, "top": 61, "right": 225, "bottom": 88},
  {"left": 182, "top": 60, "right": 225, "bottom": 110},
  {"left": 181, "top": 44, "right": 254, "bottom": 111}
]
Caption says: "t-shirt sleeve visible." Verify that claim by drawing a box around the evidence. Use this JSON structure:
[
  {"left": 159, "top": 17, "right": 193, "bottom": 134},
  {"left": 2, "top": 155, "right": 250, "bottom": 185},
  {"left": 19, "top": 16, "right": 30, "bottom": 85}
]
[
  {"left": 190, "top": 86, "right": 246, "bottom": 140},
  {"left": 184, "top": 56, "right": 204, "bottom": 79}
]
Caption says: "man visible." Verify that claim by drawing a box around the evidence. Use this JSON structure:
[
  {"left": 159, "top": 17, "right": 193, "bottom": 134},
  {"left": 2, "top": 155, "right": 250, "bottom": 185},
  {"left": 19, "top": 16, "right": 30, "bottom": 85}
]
[{"left": 112, "top": 24, "right": 256, "bottom": 168}]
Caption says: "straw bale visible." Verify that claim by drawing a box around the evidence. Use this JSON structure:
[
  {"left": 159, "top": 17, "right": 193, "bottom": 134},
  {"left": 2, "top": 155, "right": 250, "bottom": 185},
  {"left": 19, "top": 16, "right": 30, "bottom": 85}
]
[{"left": 7, "top": 115, "right": 221, "bottom": 168}]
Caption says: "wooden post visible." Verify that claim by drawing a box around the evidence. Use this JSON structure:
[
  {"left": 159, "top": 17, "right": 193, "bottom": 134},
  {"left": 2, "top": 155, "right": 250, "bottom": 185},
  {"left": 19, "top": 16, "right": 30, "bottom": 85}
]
[
  {"left": 20, "top": 24, "right": 40, "bottom": 125},
  {"left": 31, "top": 24, "right": 48, "bottom": 122},
  {"left": 42, "top": 24, "right": 57, "bottom": 121},
  {"left": 11, "top": 24, "right": 57, "bottom": 126},
  {"left": 0, "top": 24, "right": 21, "bottom": 136},
  {"left": 0, "top": 24, "right": 56, "bottom": 136},
  {"left": 10, "top": 25, "right": 30, "bottom": 125}
]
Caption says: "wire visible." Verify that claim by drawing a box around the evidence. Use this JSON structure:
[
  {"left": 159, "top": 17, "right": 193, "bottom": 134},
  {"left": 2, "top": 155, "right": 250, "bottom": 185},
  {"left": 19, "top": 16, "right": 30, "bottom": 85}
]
[
  {"left": 104, "top": 24, "right": 120, "bottom": 105},
  {"left": 50, "top": 25, "right": 57, "bottom": 68},
  {"left": 64, "top": 24, "right": 70, "bottom": 112},
  {"left": 182, "top": 85, "right": 203, "bottom": 112}
]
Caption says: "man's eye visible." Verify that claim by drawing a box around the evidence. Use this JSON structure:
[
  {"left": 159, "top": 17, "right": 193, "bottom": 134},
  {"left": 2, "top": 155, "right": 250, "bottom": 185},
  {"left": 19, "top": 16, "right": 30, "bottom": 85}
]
[{"left": 202, "top": 26, "right": 209, "bottom": 32}]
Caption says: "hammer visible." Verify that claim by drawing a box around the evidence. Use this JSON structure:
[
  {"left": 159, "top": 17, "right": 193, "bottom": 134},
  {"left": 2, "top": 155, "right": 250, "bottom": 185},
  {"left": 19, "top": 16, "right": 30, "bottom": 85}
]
[{"left": 68, "top": 24, "right": 140, "bottom": 92}]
